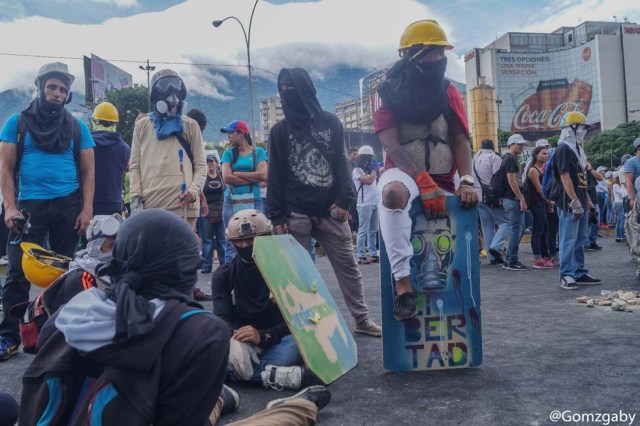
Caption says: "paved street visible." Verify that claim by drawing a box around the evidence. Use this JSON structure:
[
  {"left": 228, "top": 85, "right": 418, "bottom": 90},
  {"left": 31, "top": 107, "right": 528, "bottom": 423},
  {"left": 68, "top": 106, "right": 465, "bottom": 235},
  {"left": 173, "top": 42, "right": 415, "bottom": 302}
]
[{"left": 2, "top": 234, "right": 640, "bottom": 425}]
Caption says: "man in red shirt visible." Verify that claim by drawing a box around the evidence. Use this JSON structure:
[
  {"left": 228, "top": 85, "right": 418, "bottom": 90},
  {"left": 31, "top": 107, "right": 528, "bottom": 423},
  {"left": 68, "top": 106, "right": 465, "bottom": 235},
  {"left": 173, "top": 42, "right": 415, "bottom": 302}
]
[{"left": 374, "top": 20, "right": 478, "bottom": 321}]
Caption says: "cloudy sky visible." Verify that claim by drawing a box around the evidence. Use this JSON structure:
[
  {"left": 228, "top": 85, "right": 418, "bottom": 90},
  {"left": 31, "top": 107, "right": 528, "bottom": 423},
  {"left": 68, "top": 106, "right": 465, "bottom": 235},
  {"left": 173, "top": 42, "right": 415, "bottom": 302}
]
[{"left": 0, "top": 0, "right": 638, "bottom": 98}]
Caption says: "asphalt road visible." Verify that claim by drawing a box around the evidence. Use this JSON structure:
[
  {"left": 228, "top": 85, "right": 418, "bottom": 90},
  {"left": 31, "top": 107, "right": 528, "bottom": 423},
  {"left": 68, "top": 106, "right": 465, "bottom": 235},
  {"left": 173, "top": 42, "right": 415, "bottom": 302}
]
[{"left": 1, "top": 234, "right": 639, "bottom": 425}]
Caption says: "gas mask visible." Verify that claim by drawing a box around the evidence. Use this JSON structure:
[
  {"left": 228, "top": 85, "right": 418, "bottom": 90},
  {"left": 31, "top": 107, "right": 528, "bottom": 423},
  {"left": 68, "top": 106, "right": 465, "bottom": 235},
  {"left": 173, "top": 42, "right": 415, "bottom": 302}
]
[
  {"left": 156, "top": 94, "right": 182, "bottom": 118},
  {"left": 411, "top": 215, "right": 454, "bottom": 291}
]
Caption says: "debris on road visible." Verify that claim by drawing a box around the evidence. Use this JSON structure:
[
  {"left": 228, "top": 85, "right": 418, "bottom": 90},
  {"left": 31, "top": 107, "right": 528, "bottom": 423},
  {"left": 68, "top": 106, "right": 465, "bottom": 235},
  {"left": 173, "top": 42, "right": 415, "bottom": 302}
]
[{"left": 576, "top": 290, "right": 640, "bottom": 312}]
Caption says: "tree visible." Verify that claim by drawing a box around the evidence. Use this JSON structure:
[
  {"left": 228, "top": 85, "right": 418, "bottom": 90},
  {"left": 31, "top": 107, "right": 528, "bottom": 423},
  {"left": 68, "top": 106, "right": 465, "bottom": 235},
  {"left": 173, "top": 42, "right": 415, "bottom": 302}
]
[
  {"left": 497, "top": 129, "right": 513, "bottom": 150},
  {"left": 585, "top": 121, "right": 640, "bottom": 169},
  {"left": 104, "top": 85, "right": 149, "bottom": 145}
]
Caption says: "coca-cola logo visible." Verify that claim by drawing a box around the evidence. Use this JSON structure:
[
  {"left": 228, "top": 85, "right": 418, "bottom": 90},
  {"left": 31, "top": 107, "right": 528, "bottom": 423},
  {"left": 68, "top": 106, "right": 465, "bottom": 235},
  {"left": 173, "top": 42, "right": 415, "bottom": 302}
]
[
  {"left": 512, "top": 102, "right": 582, "bottom": 131},
  {"left": 464, "top": 51, "right": 475, "bottom": 62},
  {"left": 624, "top": 26, "right": 640, "bottom": 34}
]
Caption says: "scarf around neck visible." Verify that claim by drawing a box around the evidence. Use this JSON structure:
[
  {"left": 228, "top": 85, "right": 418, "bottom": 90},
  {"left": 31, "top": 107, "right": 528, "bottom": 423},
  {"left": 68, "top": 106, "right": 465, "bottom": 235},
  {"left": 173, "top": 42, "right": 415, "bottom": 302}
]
[
  {"left": 149, "top": 112, "right": 184, "bottom": 140},
  {"left": 20, "top": 98, "right": 74, "bottom": 153},
  {"left": 558, "top": 127, "right": 587, "bottom": 170}
]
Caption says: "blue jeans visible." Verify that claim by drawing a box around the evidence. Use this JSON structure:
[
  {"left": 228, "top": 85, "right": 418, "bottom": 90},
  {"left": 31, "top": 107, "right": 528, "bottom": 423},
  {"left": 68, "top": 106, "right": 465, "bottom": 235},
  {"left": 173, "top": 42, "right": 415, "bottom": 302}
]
[
  {"left": 597, "top": 191, "right": 607, "bottom": 225},
  {"left": 545, "top": 207, "right": 559, "bottom": 257},
  {"left": 605, "top": 193, "right": 614, "bottom": 224},
  {"left": 222, "top": 196, "right": 264, "bottom": 263},
  {"left": 588, "top": 204, "right": 599, "bottom": 245},
  {"left": 529, "top": 202, "right": 546, "bottom": 257},
  {"left": 558, "top": 208, "right": 589, "bottom": 279},
  {"left": 226, "top": 335, "right": 303, "bottom": 384},
  {"left": 503, "top": 198, "right": 524, "bottom": 264},
  {"left": 197, "top": 217, "right": 226, "bottom": 271},
  {"left": 614, "top": 202, "right": 625, "bottom": 239},
  {"left": 356, "top": 205, "right": 378, "bottom": 259},
  {"left": 478, "top": 203, "right": 509, "bottom": 261}
]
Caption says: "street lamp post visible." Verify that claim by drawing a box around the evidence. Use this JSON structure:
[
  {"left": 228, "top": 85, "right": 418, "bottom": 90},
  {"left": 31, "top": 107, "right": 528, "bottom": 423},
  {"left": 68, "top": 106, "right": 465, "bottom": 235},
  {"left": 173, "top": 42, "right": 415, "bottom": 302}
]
[
  {"left": 139, "top": 59, "right": 156, "bottom": 112},
  {"left": 213, "top": 0, "right": 259, "bottom": 139}
]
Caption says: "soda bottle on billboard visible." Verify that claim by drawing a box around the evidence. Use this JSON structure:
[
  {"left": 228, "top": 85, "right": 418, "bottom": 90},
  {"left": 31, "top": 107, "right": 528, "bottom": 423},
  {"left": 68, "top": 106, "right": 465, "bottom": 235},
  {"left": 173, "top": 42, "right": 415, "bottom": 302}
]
[{"left": 511, "top": 79, "right": 569, "bottom": 132}]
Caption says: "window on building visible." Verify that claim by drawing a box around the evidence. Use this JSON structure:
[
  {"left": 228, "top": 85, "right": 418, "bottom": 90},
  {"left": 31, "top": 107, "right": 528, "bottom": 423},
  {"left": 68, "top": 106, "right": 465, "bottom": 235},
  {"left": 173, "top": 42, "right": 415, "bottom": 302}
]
[
  {"left": 529, "top": 34, "right": 545, "bottom": 51},
  {"left": 511, "top": 33, "right": 527, "bottom": 46}
]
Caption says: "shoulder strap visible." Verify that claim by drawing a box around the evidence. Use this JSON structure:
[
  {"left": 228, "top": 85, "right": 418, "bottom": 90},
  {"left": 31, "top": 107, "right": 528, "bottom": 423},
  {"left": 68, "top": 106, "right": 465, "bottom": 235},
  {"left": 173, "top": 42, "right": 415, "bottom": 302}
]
[
  {"left": 175, "top": 133, "right": 195, "bottom": 172},
  {"left": 15, "top": 113, "right": 27, "bottom": 179}
]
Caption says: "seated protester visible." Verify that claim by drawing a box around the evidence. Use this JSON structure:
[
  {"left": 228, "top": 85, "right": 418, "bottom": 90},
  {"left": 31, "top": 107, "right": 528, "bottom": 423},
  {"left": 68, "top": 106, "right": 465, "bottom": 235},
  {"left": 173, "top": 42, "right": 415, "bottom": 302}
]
[
  {"left": 9, "top": 215, "right": 124, "bottom": 354},
  {"left": 19, "top": 209, "right": 231, "bottom": 425},
  {"left": 43, "top": 214, "right": 123, "bottom": 314},
  {"left": 0, "top": 391, "right": 19, "bottom": 426},
  {"left": 212, "top": 209, "right": 309, "bottom": 391}
]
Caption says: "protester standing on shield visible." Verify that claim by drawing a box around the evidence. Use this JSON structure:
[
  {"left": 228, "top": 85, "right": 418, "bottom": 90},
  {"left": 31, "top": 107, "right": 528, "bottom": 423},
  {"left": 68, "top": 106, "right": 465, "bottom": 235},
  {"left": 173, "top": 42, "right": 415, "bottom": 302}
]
[
  {"left": 267, "top": 68, "right": 382, "bottom": 337},
  {"left": 374, "top": 20, "right": 478, "bottom": 321}
]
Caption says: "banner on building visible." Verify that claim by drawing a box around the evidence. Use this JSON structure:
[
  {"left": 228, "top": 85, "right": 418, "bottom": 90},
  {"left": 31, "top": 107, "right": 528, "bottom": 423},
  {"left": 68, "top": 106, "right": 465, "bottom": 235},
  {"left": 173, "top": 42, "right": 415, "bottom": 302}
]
[
  {"left": 83, "top": 54, "right": 132, "bottom": 104},
  {"left": 497, "top": 40, "right": 599, "bottom": 136}
]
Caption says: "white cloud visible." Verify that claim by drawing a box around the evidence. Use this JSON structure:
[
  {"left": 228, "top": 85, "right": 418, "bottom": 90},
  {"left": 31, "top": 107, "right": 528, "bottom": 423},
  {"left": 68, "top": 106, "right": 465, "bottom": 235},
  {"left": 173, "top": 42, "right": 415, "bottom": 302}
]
[
  {"left": 54, "top": 0, "right": 139, "bottom": 7},
  {"left": 8, "top": 0, "right": 635, "bottom": 100}
]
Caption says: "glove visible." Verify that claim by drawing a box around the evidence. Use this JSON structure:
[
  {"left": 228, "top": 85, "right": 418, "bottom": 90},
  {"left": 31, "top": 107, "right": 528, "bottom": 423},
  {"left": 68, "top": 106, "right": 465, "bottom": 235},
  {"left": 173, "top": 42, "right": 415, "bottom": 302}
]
[
  {"left": 570, "top": 198, "right": 584, "bottom": 220},
  {"left": 415, "top": 171, "right": 446, "bottom": 219},
  {"left": 588, "top": 208, "right": 598, "bottom": 225},
  {"left": 130, "top": 196, "right": 144, "bottom": 216},
  {"left": 228, "top": 338, "right": 260, "bottom": 381}
]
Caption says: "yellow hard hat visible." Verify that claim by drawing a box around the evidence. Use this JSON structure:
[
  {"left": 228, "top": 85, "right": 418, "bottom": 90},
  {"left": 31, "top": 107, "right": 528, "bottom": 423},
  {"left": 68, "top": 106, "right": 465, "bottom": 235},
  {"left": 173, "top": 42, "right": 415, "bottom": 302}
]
[
  {"left": 21, "top": 242, "right": 71, "bottom": 289},
  {"left": 560, "top": 111, "right": 589, "bottom": 128},
  {"left": 399, "top": 20, "right": 453, "bottom": 51},
  {"left": 92, "top": 102, "right": 119, "bottom": 123}
]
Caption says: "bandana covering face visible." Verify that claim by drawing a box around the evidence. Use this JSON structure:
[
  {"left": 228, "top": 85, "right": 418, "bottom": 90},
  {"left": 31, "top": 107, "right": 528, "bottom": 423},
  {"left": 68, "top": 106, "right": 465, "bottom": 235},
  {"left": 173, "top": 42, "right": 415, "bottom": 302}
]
[
  {"left": 278, "top": 68, "right": 327, "bottom": 138},
  {"left": 20, "top": 96, "right": 74, "bottom": 153},
  {"left": 558, "top": 126, "right": 588, "bottom": 170},
  {"left": 377, "top": 56, "right": 448, "bottom": 124}
]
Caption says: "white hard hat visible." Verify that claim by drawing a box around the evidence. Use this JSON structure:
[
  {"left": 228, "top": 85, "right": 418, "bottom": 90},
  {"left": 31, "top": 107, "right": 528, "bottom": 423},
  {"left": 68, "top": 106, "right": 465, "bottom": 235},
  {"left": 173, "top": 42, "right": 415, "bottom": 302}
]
[{"left": 358, "top": 145, "right": 374, "bottom": 156}]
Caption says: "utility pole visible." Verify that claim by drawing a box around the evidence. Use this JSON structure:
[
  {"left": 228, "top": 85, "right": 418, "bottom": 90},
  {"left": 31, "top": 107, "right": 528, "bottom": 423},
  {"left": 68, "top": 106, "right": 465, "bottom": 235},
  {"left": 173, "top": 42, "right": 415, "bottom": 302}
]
[{"left": 139, "top": 59, "right": 156, "bottom": 112}]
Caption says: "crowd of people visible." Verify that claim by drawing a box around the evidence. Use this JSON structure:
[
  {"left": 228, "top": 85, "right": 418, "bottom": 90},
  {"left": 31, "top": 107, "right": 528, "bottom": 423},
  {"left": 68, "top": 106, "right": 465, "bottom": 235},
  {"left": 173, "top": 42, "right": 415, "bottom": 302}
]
[
  {"left": 473, "top": 113, "right": 640, "bottom": 290},
  {"left": 0, "top": 16, "right": 639, "bottom": 426}
]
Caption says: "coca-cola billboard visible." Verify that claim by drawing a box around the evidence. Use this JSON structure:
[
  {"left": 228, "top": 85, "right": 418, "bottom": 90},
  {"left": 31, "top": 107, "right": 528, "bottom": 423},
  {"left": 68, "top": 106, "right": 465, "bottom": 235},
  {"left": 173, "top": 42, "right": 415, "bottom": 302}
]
[{"left": 497, "top": 40, "right": 599, "bottom": 135}]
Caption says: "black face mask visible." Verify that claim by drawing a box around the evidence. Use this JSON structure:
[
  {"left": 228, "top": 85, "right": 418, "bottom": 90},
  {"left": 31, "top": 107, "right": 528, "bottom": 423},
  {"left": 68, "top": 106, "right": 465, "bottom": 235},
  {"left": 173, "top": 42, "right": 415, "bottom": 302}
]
[
  {"left": 236, "top": 245, "right": 254, "bottom": 263},
  {"left": 377, "top": 56, "right": 449, "bottom": 124}
]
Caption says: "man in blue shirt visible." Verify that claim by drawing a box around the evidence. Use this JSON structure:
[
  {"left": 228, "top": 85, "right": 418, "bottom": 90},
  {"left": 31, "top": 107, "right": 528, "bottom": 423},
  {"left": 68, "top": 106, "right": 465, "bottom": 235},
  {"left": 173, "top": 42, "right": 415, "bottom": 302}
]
[
  {"left": 623, "top": 139, "right": 640, "bottom": 207},
  {"left": 0, "top": 62, "right": 95, "bottom": 361}
]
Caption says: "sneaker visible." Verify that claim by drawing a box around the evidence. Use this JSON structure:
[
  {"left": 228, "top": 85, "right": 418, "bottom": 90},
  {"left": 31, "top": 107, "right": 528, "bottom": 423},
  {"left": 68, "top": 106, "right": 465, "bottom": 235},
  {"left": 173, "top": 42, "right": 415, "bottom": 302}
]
[
  {"left": 0, "top": 257, "right": 8, "bottom": 266},
  {"left": 575, "top": 274, "right": 602, "bottom": 285},
  {"left": 532, "top": 258, "right": 554, "bottom": 269},
  {"left": 193, "top": 288, "right": 212, "bottom": 302},
  {"left": 368, "top": 256, "right": 380, "bottom": 263},
  {"left": 599, "top": 223, "right": 608, "bottom": 229},
  {"left": 560, "top": 276, "right": 580, "bottom": 290},
  {"left": 266, "top": 385, "right": 331, "bottom": 410},
  {"left": 262, "top": 365, "right": 305, "bottom": 391},
  {"left": 548, "top": 256, "right": 559, "bottom": 267},
  {"left": 0, "top": 337, "right": 19, "bottom": 362},
  {"left": 503, "top": 261, "right": 529, "bottom": 271},
  {"left": 220, "top": 384, "right": 240, "bottom": 415},
  {"left": 354, "top": 318, "right": 382, "bottom": 336},
  {"left": 393, "top": 292, "right": 418, "bottom": 321},
  {"left": 488, "top": 249, "right": 504, "bottom": 265},
  {"left": 213, "top": 256, "right": 220, "bottom": 264},
  {"left": 357, "top": 258, "right": 370, "bottom": 265}
]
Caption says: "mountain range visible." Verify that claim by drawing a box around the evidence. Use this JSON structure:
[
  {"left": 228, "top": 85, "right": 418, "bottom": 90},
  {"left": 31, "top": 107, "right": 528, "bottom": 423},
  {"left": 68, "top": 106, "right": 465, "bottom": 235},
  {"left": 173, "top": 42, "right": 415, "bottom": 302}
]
[{"left": 0, "top": 66, "right": 465, "bottom": 144}]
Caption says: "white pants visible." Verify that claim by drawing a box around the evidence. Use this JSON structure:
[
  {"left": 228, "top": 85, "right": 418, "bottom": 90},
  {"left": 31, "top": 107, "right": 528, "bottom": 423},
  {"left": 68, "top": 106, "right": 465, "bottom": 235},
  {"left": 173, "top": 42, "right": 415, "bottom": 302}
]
[{"left": 377, "top": 168, "right": 419, "bottom": 280}]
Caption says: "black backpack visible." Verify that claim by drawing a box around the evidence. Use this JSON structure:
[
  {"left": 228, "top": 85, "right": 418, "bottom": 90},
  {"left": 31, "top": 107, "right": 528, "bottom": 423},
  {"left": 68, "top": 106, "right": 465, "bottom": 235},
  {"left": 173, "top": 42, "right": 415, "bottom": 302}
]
[
  {"left": 484, "top": 154, "right": 511, "bottom": 206},
  {"left": 473, "top": 160, "right": 502, "bottom": 207}
]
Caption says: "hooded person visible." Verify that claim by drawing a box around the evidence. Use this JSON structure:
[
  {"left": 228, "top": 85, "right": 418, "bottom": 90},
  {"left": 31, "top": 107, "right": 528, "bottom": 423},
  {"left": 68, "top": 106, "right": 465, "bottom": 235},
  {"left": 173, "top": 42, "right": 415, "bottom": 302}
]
[
  {"left": 0, "top": 62, "right": 95, "bottom": 362},
  {"left": 373, "top": 20, "right": 478, "bottom": 320},
  {"left": 91, "top": 102, "right": 131, "bottom": 216},
  {"left": 266, "top": 68, "right": 382, "bottom": 337},
  {"left": 550, "top": 111, "right": 601, "bottom": 290},
  {"left": 19, "top": 209, "right": 231, "bottom": 425}
]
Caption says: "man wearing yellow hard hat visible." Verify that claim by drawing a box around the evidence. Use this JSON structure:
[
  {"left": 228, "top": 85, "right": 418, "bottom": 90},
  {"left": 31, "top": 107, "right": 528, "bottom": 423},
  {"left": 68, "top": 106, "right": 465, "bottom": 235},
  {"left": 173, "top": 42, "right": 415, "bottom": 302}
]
[
  {"left": 91, "top": 102, "right": 130, "bottom": 216},
  {"left": 550, "top": 111, "right": 602, "bottom": 290},
  {"left": 374, "top": 20, "right": 478, "bottom": 321}
]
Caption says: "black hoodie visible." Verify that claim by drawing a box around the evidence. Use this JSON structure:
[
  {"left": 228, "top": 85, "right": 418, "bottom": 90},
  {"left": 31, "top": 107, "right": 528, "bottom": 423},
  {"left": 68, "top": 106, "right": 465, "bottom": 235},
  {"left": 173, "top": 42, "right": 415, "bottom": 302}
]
[
  {"left": 91, "top": 130, "right": 130, "bottom": 215},
  {"left": 267, "top": 68, "right": 354, "bottom": 225}
]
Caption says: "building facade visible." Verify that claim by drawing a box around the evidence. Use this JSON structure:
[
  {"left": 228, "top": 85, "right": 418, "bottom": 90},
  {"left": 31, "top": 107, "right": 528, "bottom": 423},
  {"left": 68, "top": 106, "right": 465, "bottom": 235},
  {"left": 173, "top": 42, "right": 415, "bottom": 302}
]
[
  {"left": 465, "top": 21, "right": 640, "bottom": 142},
  {"left": 335, "top": 98, "right": 373, "bottom": 132},
  {"left": 259, "top": 94, "right": 284, "bottom": 143}
]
